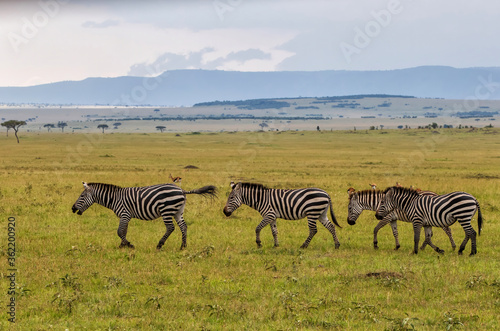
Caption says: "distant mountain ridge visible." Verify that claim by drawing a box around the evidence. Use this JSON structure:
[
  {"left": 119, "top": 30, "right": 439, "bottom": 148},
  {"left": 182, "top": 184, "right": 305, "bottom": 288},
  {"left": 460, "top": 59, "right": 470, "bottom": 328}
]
[{"left": 1, "top": 66, "right": 500, "bottom": 106}]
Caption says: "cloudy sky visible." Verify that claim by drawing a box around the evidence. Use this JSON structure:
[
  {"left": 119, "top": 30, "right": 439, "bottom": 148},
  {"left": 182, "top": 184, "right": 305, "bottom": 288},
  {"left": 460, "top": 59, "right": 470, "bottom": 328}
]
[{"left": 1, "top": 0, "right": 499, "bottom": 87}]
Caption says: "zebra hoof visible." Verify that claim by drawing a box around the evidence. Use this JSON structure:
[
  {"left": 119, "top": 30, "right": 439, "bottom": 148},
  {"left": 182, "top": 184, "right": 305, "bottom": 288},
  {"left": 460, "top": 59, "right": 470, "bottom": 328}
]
[
  {"left": 300, "top": 244, "right": 308, "bottom": 249},
  {"left": 119, "top": 243, "right": 134, "bottom": 249},
  {"left": 373, "top": 244, "right": 379, "bottom": 250},
  {"left": 334, "top": 244, "right": 340, "bottom": 250},
  {"left": 436, "top": 248, "right": 445, "bottom": 254},
  {"left": 395, "top": 245, "right": 400, "bottom": 251}
]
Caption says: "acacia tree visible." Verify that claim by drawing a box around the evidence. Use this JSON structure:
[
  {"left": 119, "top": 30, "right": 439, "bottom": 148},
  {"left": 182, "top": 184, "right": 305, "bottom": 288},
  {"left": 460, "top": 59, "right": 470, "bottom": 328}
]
[
  {"left": 98, "top": 124, "right": 109, "bottom": 133},
  {"left": 44, "top": 123, "right": 55, "bottom": 132},
  {"left": 1, "top": 120, "right": 26, "bottom": 143},
  {"left": 259, "top": 122, "right": 268, "bottom": 130},
  {"left": 156, "top": 125, "right": 166, "bottom": 133},
  {"left": 57, "top": 121, "right": 68, "bottom": 132}
]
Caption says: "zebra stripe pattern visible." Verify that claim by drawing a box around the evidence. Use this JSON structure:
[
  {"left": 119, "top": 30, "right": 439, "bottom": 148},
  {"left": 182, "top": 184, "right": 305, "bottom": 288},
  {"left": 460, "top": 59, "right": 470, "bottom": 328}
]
[
  {"left": 375, "top": 186, "right": 482, "bottom": 255},
  {"left": 347, "top": 188, "right": 456, "bottom": 250},
  {"left": 72, "top": 182, "right": 216, "bottom": 250},
  {"left": 223, "top": 182, "right": 341, "bottom": 249}
]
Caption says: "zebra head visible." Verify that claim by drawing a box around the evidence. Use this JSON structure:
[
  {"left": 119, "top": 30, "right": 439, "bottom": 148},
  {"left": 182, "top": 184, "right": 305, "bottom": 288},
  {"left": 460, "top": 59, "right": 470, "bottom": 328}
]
[
  {"left": 347, "top": 188, "right": 363, "bottom": 225},
  {"left": 375, "top": 187, "right": 396, "bottom": 220},
  {"left": 223, "top": 181, "right": 242, "bottom": 217},
  {"left": 72, "top": 182, "right": 95, "bottom": 215}
]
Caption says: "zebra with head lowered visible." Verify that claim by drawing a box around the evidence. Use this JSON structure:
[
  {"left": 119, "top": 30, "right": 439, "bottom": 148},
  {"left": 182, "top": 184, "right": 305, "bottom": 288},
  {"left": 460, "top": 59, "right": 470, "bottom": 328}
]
[
  {"left": 223, "top": 182, "right": 341, "bottom": 249},
  {"left": 375, "top": 186, "right": 482, "bottom": 255},
  {"left": 72, "top": 182, "right": 217, "bottom": 250},
  {"left": 347, "top": 187, "right": 456, "bottom": 250}
]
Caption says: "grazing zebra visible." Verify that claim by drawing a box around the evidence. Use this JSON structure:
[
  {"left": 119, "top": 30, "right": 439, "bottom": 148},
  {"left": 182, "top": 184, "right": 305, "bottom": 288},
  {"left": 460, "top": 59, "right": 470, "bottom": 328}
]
[
  {"left": 375, "top": 186, "right": 482, "bottom": 255},
  {"left": 347, "top": 188, "right": 456, "bottom": 250},
  {"left": 223, "top": 182, "right": 341, "bottom": 249},
  {"left": 72, "top": 182, "right": 216, "bottom": 250}
]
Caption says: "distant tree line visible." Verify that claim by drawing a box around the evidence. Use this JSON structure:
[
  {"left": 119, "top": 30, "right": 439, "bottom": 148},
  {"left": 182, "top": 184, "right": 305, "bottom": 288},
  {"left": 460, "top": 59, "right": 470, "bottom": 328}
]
[
  {"left": 194, "top": 99, "right": 291, "bottom": 110},
  {"left": 456, "top": 110, "right": 498, "bottom": 118}
]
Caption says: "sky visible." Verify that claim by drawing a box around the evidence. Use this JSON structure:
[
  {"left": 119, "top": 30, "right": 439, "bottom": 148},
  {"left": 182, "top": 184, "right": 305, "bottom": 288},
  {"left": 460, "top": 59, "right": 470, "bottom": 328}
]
[{"left": 1, "top": 0, "right": 500, "bottom": 87}]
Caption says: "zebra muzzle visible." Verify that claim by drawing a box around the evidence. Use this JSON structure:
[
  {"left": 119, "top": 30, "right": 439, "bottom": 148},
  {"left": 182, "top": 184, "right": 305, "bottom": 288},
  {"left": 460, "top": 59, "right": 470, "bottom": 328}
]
[
  {"left": 72, "top": 206, "right": 83, "bottom": 215},
  {"left": 223, "top": 207, "right": 232, "bottom": 217}
]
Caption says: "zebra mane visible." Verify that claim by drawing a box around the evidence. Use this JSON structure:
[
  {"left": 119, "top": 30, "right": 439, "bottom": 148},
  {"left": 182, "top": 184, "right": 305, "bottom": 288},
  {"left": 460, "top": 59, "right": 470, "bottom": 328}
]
[
  {"left": 348, "top": 189, "right": 384, "bottom": 201},
  {"left": 384, "top": 186, "right": 419, "bottom": 196},
  {"left": 86, "top": 182, "right": 123, "bottom": 191},
  {"left": 239, "top": 182, "right": 269, "bottom": 190}
]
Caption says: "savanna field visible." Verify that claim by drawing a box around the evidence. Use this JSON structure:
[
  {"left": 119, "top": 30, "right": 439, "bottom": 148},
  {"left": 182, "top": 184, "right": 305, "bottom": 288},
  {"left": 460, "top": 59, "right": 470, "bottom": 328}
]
[{"left": 1, "top": 128, "right": 499, "bottom": 330}]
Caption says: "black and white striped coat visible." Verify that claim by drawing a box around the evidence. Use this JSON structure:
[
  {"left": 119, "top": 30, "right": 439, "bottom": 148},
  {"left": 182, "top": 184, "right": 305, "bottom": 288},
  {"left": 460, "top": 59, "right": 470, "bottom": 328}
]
[
  {"left": 375, "top": 186, "right": 482, "bottom": 255},
  {"left": 72, "top": 182, "right": 216, "bottom": 250},
  {"left": 223, "top": 182, "right": 341, "bottom": 249},
  {"left": 347, "top": 188, "right": 456, "bottom": 250}
]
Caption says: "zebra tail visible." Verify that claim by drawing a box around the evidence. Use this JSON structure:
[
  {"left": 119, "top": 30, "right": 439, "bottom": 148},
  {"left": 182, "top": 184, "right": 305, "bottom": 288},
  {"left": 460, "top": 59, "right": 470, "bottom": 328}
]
[
  {"left": 477, "top": 202, "right": 483, "bottom": 236},
  {"left": 329, "top": 198, "right": 342, "bottom": 228},
  {"left": 183, "top": 185, "right": 218, "bottom": 198}
]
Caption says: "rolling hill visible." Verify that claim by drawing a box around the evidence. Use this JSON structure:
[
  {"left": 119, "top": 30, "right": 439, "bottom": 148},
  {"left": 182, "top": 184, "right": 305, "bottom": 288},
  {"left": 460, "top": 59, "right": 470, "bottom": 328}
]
[{"left": 1, "top": 66, "right": 500, "bottom": 106}]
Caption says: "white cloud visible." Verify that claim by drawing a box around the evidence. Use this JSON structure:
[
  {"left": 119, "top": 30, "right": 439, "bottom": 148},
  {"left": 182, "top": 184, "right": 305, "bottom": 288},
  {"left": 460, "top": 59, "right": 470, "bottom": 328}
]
[
  {"left": 82, "top": 19, "right": 120, "bottom": 29},
  {"left": 0, "top": 0, "right": 499, "bottom": 86}
]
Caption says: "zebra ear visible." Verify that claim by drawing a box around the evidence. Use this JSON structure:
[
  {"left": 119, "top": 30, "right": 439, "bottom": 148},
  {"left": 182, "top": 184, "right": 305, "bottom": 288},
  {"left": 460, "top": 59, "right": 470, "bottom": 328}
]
[
  {"left": 83, "top": 181, "right": 88, "bottom": 188},
  {"left": 230, "top": 181, "right": 236, "bottom": 189},
  {"left": 347, "top": 187, "right": 356, "bottom": 195}
]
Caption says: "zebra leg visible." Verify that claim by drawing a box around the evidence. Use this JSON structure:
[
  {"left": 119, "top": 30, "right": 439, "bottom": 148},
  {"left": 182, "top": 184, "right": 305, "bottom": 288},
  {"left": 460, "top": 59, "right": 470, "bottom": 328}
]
[
  {"left": 412, "top": 222, "right": 423, "bottom": 254},
  {"left": 270, "top": 220, "right": 279, "bottom": 247},
  {"left": 420, "top": 227, "right": 432, "bottom": 251},
  {"left": 423, "top": 226, "right": 444, "bottom": 254},
  {"left": 117, "top": 217, "right": 134, "bottom": 249},
  {"left": 373, "top": 215, "right": 399, "bottom": 250},
  {"left": 389, "top": 220, "right": 400, "bottom": 250},
  {"left": 468, "top": 228, "right": 477, "bottom": 256},
  {"left": 301, "top": 218, "right": 318, "bottom": 249},
  {"left": 157, "top": 216, "right": 176, "bottom": 250},
  {"left": 442, "top": 226, "right": 456, "bottom": 251},
  {"left": 255, "top": 217, "right": 273, "bottom": 248},
  {"left": 173, "top": 208, "right": 188, "bottom": 250},
  {"left": 457, "top": 219, "right": 476, "bottom": 256},
  {"left": 319, "top": 213, "right": 340, "bottom": 249},
  {"left": 458, "top": 235, "right": 469, "bottom": 256},
  {"left": 372, "top": 220, "right": 387, "bottom": 250}
]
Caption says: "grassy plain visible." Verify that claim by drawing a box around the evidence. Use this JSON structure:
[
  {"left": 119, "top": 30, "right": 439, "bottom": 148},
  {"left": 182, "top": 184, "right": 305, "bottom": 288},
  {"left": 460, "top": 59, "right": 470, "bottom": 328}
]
[{"left": 1, "top": 128, "right": 499, "bottom": 330}]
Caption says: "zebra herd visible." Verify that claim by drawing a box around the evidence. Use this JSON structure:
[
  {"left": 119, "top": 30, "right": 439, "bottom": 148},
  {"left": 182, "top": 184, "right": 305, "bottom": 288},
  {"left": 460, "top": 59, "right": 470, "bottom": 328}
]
[{"left": 72, "top": 181, "right": 483, "bottom": 256}]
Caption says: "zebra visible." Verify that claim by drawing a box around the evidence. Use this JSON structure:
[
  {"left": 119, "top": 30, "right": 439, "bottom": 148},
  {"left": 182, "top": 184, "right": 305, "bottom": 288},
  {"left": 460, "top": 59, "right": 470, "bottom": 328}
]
[
  {"left": 223, "top": 182, "right": 341, "bottom": 249},
  {"left": 347, "top": 187, "right": 456, "bottom": 250},
  {"left": 375, "top": 186, "right": 482, "bottom": 255},
  {"left": 72, "top": 182, "right": 217, "bottom": 250}
]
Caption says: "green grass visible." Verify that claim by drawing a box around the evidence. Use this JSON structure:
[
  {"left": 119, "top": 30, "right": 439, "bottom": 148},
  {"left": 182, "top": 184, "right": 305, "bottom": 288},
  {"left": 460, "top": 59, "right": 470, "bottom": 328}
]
[{"left": 1, "top": 128, "right": 499, "bottom": 330}]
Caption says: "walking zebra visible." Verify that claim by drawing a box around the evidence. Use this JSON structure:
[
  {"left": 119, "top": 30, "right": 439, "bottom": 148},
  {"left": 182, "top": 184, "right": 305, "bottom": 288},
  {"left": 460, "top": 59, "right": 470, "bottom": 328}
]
[
  {"left": 223, "top": 182, "right": 341, "bottom": 249},
  {"left": 72, "top": 182, "right": 217, "bottom": 250},
  {"left": 347, "top": 188, "right": 456, "bottom": 250},
  {"left": 375, "top": 186, "right": 482, "bottom": 255}
]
